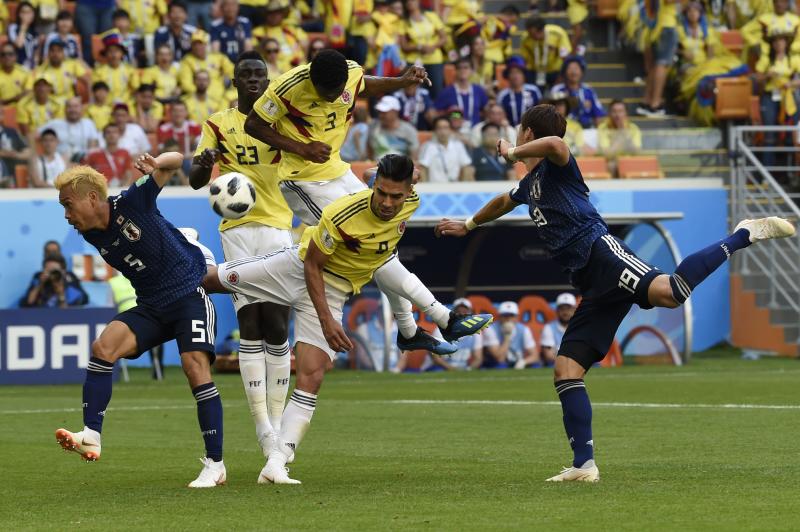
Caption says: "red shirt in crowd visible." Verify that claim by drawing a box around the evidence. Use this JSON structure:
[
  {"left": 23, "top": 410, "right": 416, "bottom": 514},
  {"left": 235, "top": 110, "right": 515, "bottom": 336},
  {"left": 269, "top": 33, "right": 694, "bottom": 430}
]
[
  {"left": 157, "top": 121, "right": 202, "bottom": 154},
  {"left": 83, "top": 147, "right": 133, "bottom": 184}
]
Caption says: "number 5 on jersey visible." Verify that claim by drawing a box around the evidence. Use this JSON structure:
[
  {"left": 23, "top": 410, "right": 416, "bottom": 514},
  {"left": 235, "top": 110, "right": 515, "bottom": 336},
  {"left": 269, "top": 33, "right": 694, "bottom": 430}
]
[{"left": 123, "top": 254, "right": 146, "bottom": 272}]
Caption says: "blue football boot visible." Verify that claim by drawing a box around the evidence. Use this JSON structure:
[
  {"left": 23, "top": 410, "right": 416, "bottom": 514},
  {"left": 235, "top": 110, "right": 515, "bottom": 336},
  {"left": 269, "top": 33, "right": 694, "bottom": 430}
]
[
  {"left": 396, "top": 328, "right": 458, "bottom": 355},
  {"left": 441, "top": 312, "right": 494, "bottom": 342}
]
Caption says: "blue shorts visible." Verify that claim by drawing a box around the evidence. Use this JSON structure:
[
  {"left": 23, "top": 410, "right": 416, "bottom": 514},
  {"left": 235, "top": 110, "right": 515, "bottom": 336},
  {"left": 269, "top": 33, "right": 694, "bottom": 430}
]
[
  {"left": 115, "top": 287, "right": 217, "bottom": 361},
  {"left": 653, "top": 27, "right": 678, "bottom": 66},
  {"left": 559, "top": 234, "right": 662, "bottom": 370}
]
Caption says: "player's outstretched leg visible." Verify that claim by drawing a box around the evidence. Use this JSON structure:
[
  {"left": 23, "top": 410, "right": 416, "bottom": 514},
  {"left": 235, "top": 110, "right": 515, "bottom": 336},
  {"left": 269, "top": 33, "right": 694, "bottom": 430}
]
[
  {"left": 373, "top": 257, "right": 493, "bottom": 346},
  {"left": 55, "top": 321, "right": 137, "bottom": 462},
  {"left": 183, "top": 352, "right": 226, "bottom": 488}
]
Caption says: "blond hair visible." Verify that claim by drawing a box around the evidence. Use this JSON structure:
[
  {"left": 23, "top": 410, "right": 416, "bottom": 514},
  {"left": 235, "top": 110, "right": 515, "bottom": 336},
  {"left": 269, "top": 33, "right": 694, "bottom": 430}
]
[{"left": 54, "top": 166, "right": 108, "bottom": 200}]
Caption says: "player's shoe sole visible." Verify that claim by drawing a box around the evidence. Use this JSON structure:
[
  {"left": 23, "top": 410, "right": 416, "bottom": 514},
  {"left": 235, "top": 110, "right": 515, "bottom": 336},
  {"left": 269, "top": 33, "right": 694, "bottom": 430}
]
[
  {"left": 734, "top": 217, "right": 796, "bottom": 243},
  {"left": 396, "top": 329, "right": 458, "bottom": 355},
  {"left": 441, "top": 314, "right": 494, "bottom": 343},
  {"left": 55, "top": 428, "right": 100, "bottom": 462},
  {"left": 545, "top": 464, "right": 600, "bottom": 482}
]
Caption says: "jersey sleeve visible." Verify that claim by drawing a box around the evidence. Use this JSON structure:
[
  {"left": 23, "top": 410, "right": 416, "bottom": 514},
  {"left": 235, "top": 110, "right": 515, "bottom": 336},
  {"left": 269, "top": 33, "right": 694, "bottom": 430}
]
[
  {"left": 509, "top": 173, "right": 531, "bottom": 204},
  {"left": 310, "top": 214, "right": 342, "bottom": 257},
  {"left": 121, "top": 173, "right": 161, "bottom": 211},
  {"left": 194, "top": 119, "right": 219, "bottom": 157},
  {"left": 252, "top": 82, "right": 289, "bottom": 126}
]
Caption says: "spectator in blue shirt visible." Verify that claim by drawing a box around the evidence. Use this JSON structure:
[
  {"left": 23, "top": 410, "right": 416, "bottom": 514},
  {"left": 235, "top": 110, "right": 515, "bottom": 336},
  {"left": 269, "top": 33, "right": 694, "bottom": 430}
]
[
  {"left": 210, "top": 0, "right": 253, "bottom": 63},
  {"left": 434, "top": 57, "right": 489, "bottom": 127},
  {"left": 394, "top": 84, "right": 435, "bottom": 131},
  {"left": 496, "top": 56, "right": 542, "bottom": 126},
  {"left": 74, "top": 0, "right": 115, "bottom": 65},
  {"left": 21, "top": 254, "right": 89, "bottom": 308},
  {"left": 154, "top": 1, "right": 197, "bottom": 61},
  {"left": 550, "top": 55, "right": 605, "bottom": 128},
  {"left": 7, "top": 1, "right": 39, "bottom": 69}
]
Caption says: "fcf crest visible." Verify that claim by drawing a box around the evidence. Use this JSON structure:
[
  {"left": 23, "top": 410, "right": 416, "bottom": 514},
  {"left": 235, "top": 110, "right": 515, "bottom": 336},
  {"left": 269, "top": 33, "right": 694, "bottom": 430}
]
[
  {"left": 227, "top": 271, "right": 239, "bottom": 285},
  {"left": 121, "top": 220, "right": 141, "bottom": 242},
  {"left": 341, "top": 90, "right": 352, "bottom": 104}
]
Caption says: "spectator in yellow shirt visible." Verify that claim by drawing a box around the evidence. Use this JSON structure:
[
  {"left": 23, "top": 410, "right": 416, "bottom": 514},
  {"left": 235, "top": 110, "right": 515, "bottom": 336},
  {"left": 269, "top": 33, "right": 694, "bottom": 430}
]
[
  {"left": 117, "top": 0, "right": 167, "bottom": 35},
  {"left": 252, "top": 0, "right": 308, "bottom": 71},
  {"left": 520, "top": 17, "right": 572, "bottom": 88},
  {"left": 33, "top": 39, "right": 90, "bottom": 102},
  {"left": 598, "top": 99, "right": 642, "bottom": 175},
  {"left": 398, "top": 0, "right": 448, "bottom": 98},
  {"left": 261, "top": 38, "right": 287, "bottom": 78},
  {"left": 18, "top": 78, "right": 64, "bottom": 136},
  {"left": 132, "top": 84, "right": 164, "bottom": 134},
  {"left": 442, "top": 0, "right": 480, "bottom": 30},
  {"left": 91, "top": 33, "right": 138, "bottom": 105},
  {"left": 179, "top": 29, "right": 234, "bottom": 102},
  {"left": 140, "top": 45, "right": 182, "bottom": 104},
  {"left": 349, "top": 0, "right": 374, "bottom": 66},
  {"left": 87, "top": 81, "right": 113, "bottom": 131},
  {"left": 0, "top": 42, "right": 32, "bottom": 105},
  {"left": 182, "top": 70, "right": 222, "bottom": 123},
  {"left": 482, "top": 7, "right": 518, "bottom": 64}
]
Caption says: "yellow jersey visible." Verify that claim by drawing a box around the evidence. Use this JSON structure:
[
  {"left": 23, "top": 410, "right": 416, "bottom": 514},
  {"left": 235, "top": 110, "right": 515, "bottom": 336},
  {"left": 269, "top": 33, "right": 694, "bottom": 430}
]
[
  {"left": 117, "top": 0, "right": 167, "bottom": 35},
  {"left": 139, "top": 64, "right": 181, "bottom": 101},
  {"left": 349, "top": 0, "right": 374, "bottom": 37},
  {"left": 252, "top": 24, "right": 308, "bottom": 71},
  {"left": 298, "top": 187, "right": 420, "bottom": 294},
  {"left": 252, "top": 61, "right": 364, "bottom": 182},
  {"left": 87, "top": 103, "right": 112, "bottom": 130},
  {"left": 195, "top": 106, "right": 293, "bottom": 232},
  {"left": 521, "top": 24, "right": 572, "bottom": 73},
  {"left": 178, "top": 52, "right": 234, "bottom": 102},
  {"left": 399, "top": 12, "right": 446, "bottom": 64},
  {"left": 131, "top": 100, "right": 165, "bottom": 122},
  {"left": 17, "top": 95, "right": 63, "bottom": 130},
  {"left": 482, "top": 15, "right": 513, "bottom": 64},
  {"left": 598, "top": 119, "right": 642, "bottom": 157},
  {"left": 33, "top": 59, "right": 88, "bottom": 101},
  {"left": 0, "top": 64, "right": 32, "bottom": 104},
  {"left": 91, "top": 63, "right": 138, "bottom": 105},
  {"left": 183, "top": 93, "right": 223, "bottom": 124},
  {"left": 442, "top": 0, "right": 479, "bottom": 26},
  {"left": 0, "top": 3, "right": 8, "bottom": 36}
]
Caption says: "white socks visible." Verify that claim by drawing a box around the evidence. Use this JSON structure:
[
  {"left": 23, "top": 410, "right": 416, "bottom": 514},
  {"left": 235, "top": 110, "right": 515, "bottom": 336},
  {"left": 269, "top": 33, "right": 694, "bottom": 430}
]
[
  {"left": 382, "top": 289, "right": 418, "bottom": 339},
  {"left": 275, "top": 389, "right": 316, "bottom": 462},
  {"left": 265, "top": 341, "right": 291, "bottom": 432},
  {"left": 238, "top": 339, "right": 272, "bottom": 439},
  {"left": 373, "top": 257, "right": 451, "bottom": 330}
]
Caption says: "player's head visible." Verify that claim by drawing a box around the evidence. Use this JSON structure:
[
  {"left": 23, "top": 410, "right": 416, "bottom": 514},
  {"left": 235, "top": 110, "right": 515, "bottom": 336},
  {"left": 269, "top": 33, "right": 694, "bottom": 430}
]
[
  {"left": 233, "top": 50, "right": 268, "bottom": 98},
  {"left": 371, "top": 154, "right": 415, "bottom": 221},
  {"left": 310, "top": 49, "right": 349, "bottom": 103},
  {"left": 518, "top": 104, "right": 566, "bottom": 144},
  {"left": 55, "top": 166, "right": 109, "bottom": 233},
  {"left": 555, "top": 292, "right": 577, "bottom": 324}
]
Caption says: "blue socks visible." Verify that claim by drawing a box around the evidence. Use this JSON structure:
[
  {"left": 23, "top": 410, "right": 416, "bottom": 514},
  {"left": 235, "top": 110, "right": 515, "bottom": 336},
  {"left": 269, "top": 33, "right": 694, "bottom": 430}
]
[
  {"left": 83, "top": 357, "right": 114, "bottom": 432},
  {"left": 555, "top": 379, "right": 594, "bottom": 468},
  {"left": 670, "top": 228, "right": 751, "bottom": 305},
  {"left": 193, "top": 383, "right": 224, "bottom": 462}
]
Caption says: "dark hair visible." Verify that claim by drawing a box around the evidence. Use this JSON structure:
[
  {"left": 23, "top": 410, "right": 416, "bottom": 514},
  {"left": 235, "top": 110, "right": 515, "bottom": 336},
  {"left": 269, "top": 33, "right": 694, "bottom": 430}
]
[
  {"left": 481, "top": 122, "right": 500, "bottom": 134},
  {"left": 608, "top": 98, "right": 626, "bottom": 110},
  {"left": 40, "top": 128, "right": 58, "bottom": 138},
  {"left": 112, "top": 8, "right": 130, "bottom": 20},
  {"left": 171, "top": 100, "right": 187, "bottom": 109},
  {"left": 310, "top": 49, "right": 348, "bottom": 92},
  {"left": 91, "top": 81, "right": 110, "bottom": 92},
  {"left": 103, "top": 123, "right": 120, "bottom": 134},
  {"left": 235, "top": 50, "right": 266, "bottom": 74},
  {"left": 455, "top": 56, "right": 472, "bottom": 69},
  {"left": 136, "top": 83, "right": 155, "bottom": 94},
  {"left": 519, "top": 104, "right": 566, "bottom": 139},
  {"left": 501, "top": 4, "right": 521, "bottom": 15},
  {"left": 376, "top": 154, "right": 415, "bottom": 182},
  {"left": 15, "top": 2, "right": 37, "bottom": 27},
  {"left": 56, "top": 10, "right": 73, "bottom": 21},
  {"left": 43, "top": 252, "right": 66, "bottom": 269},
  {"left": 43, "top": 240, "right": 60, "bottom": 252},
  {"left": 169, "top": 1, "right": 188, "bottom": 12},
  {"left": 525, "top": 17, "right": 545, "bottom": 31},
  {"left": 431, "top": 115, "right": 451, "bottom": 129}
]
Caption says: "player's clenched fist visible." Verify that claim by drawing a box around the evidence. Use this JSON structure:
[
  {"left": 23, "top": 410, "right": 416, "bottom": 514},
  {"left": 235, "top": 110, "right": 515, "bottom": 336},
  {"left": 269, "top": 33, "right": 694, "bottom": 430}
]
[
  {"left": 435, "top": 218, "right": 469, "bottom": 238},
  {"left": 302, "top": 141, "right": 333, "bottom": 164},
  {"left": 195, "top": 148, "right": 220, "bottom": 169},
  {"left": 401, "top": 65, "right": 431, "bottom": 87},
  {"left": 496, "top": 139, "right": 513, "bottom": 161}
]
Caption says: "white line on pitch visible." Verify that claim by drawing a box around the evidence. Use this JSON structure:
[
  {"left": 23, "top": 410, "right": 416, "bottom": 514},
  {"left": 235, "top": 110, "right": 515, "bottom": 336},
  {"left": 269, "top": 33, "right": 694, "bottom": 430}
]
[
  {"left": 0, "top": 401, "right": 247, "bottom": 415},
  {"left": 381, "top": 399, "right": 800, "bottom": 410}
]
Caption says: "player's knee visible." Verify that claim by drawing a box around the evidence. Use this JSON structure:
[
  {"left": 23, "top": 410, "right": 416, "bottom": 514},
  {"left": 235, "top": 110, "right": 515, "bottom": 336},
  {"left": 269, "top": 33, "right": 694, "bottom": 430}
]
[
  {"left": 181, "top": 352, "right": 211, "bottom": 385},
  {"left": 91, "top": 338, "right": 118, "bottom": 363},
  {"left": 237, "top": 305, "right": 262, "bottom": 339},
  {"left": 648, "top": 274, "right": 682, "bottom": 309}
]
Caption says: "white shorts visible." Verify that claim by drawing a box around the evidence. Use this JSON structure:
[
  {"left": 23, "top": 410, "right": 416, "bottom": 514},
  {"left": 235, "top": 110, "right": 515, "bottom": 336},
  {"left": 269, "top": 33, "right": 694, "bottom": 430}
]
[
  {"left": 217, "top": 246, "right": 349, "bottom": 360},
  {"left": 279, "top": 169, "right": 366, "bottom": 225},
  {"left": 220, "top": 222, "right": 294, "bottom": 311}
]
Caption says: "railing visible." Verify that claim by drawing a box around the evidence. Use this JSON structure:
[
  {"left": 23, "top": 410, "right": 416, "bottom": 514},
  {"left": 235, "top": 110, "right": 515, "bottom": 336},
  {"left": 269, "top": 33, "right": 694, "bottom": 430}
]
[{"left": 729, "top": 126, "right": 800, "bottom": 342}]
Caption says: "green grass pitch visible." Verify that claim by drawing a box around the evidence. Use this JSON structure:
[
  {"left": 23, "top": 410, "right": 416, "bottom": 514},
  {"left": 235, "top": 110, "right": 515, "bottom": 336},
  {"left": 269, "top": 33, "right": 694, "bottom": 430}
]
[{"left": 3, "top": 348, "right": 800, "bottom": 531}]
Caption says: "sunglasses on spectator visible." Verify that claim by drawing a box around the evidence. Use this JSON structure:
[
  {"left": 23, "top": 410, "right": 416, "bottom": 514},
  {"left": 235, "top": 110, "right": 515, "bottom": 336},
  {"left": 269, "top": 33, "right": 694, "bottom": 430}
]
[{"left": 265, "top": 48, "right": 279, "bottom": 54}]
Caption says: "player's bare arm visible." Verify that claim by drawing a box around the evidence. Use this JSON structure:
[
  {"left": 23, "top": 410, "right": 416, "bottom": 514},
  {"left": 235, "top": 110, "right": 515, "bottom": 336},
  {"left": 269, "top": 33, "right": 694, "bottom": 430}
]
[
  {"left": 303, "top": 239, "right": 354, "bottom": 353},
  {"left": 133, "top": 152, "right": 184, "bottom": 188},
  {"left": 435, "top": 192, "right": 519, "bottom": 237},
  {"left": 498, "top": 136, "right": 570, "bottom": 167},
  {"left": 188, "top": 148, "right": 220, "bottom": 189},
  {"left": 243, "top": 112, "right": 332, "bottom": 164},
  {"left": 360, "top": 65, "right": 431, "bottom": 98}
]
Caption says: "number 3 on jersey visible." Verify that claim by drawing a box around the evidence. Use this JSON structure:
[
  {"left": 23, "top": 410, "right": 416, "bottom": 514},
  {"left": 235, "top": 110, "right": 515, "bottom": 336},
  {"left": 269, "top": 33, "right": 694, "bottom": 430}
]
[{"left": 324, "top": 112, "right": 336, "bottom": 132}]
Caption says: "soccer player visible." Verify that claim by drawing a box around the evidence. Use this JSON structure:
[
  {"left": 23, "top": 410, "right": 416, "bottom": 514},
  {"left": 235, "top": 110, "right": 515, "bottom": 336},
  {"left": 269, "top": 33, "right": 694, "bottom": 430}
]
[
  {"left": 53, "top": 152, "right": 226, "bottom": 488},
  {"left": 203, "top": 154, "right": 492, "bottom": 484},
  {"left": 435, "top": 104, "right": 796, "bottom": 483},
  {"left": 244, "top": 49, "right": 487, "bottom": 356},
  {"left": 189, "top": 50, "right": 295, "bottom": 465}
]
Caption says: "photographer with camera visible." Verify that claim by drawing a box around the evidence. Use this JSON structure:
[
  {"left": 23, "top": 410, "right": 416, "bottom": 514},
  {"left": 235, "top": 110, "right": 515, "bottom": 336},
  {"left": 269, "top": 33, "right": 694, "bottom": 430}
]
[{"left": 21, "top": 254, "right": 89, "bottom": 308}]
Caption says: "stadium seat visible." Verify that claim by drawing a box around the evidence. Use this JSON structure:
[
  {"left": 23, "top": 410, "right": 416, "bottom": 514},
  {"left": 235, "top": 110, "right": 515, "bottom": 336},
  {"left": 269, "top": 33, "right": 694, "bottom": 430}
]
[
  {"left": 596, "top": 0, "right": 619, "bottom": 18},
  {"left": 3, "top": 106, "right": 18, "bottom": 129},
  {"left": 495, "top": 65, "right": 508, "bottom": 89},
  {"left": 91, "top": 34, "right": 106, "bottom": 64},
  {"left": 467, "top": 295, "right": 498, "bottom": 317},
  {"left": 349, "top": 160, "right": 377, "bottom": 182},
  {"left": 719, "top": 30, "right": 744, "bottom": 55},
  {"left": 576, "top": 156, "right": 612, "bottom": 179},
  {"left": 517, "top": 295, "right": 556, "bottom": 345},
  {"left": 14, "top": 165, "right": 29, "bottom": 188},
  {"left": 617, "top": 156, "right": 663, "bottom": 178},
  {"left": 714, "top": 77, "right": 751, "bottom": 120},
  {"left": 347, "top": 297, "right": 380, "bottom": 332},
  {"left": 417, "top": 130, "right": 433, "bottom": 145},
  {"left": 444, "top": 63, "right": 456, "bottom": 86}
]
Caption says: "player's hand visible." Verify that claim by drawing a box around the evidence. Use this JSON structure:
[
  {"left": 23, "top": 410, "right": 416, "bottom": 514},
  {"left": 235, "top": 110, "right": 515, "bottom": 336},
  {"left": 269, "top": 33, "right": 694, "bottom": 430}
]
[
  {"left": 401, "top": 64, "right": 432, "bottom": 87},
  {"left": 196, "top": 148, "right": 219, "bottom": 169},
  {"left": 435, "top": 218, "right": 469, "bottom": 238},
  {"left": 321, "top": 318, "right": 354, "bottom": 353},
  {"left": 497, "top": 139, "right": 513, "bottom": 160},
  {"left": 134, "top": 153, "right": 159, "bottom": 174},
  {"left": 303, "top": 141, "right": 332, "bottom": 164}
]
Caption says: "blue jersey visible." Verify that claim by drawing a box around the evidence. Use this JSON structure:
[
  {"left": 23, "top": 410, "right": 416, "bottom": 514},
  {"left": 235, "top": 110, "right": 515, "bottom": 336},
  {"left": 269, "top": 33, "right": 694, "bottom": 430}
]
[
  {"left": 510, "top": 155, "right": 608, "bottom": 272},
  {"left": 209, "top": 17, "right": 252, "bottom": 62},
  {"left": 83, "top": 175, "right": 206, "bottom": 308}
]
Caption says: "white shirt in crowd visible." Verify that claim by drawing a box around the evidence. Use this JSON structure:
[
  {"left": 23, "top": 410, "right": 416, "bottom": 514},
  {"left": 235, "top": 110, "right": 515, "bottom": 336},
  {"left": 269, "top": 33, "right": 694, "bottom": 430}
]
[
  {"left": 540, "top": 321, "right": 567, "bottom": 352},
  {"left": 101, "top": 123, "right": 151, "bottom": 156},
  {"left": 35, "top": 153, "right": 67, "bottom": 185},
  {"left": 469, "top": 121, "right": 517, "bottom": 148},
  {"left": 418, "top": 137, "right": 472, "bottom": 183},
  {"left": 39, "top": 118, "right": 100, "bottom": 158},
  {"left": 482, "top": 323, "right": 536, "bottom": 363}
]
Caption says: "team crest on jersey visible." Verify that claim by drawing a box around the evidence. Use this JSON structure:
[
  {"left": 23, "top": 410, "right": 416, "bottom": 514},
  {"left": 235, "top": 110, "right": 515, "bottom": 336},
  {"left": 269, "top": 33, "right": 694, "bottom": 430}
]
[
  {"left": 121, "top": 220, "right": 141, "bottom": 242},
  {"left": 397, "top": 221, "right": 407, "bottom": 235},
  {"left": 341, "top": 90, "right": 352, "bottom": 104},
  {"left": 262, "top": 99, "right": 279, "bottom": 117},
  {"left": 227, "top": 271, "right": 239, "bottom": 285},
  {"left": 321, "top": 228, "right": 334, "bottom": 249}
]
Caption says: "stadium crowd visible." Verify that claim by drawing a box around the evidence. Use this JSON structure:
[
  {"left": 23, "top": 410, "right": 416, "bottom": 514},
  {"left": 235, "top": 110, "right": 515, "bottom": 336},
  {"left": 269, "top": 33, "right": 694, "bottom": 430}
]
[{"left": 0, "top": 0, "right": 792, "bottom": 187}]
